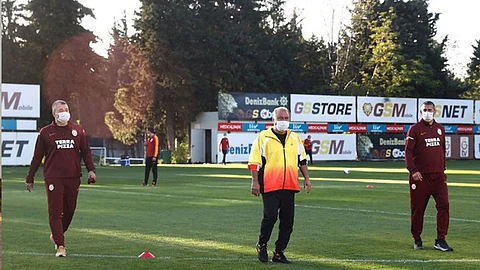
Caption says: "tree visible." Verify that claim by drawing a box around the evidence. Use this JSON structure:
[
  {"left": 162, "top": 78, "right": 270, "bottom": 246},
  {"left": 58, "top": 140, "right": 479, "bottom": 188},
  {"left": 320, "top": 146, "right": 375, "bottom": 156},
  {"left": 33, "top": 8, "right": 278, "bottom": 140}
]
[
  {"left": 18, "top": 0, "right": 96, "bottom": 126},
  {"left": 105, "top": 35, "right": 154, "bottom": 153},
  {"left": 462, "top": 39, "right": 480, "bottom": 99}
]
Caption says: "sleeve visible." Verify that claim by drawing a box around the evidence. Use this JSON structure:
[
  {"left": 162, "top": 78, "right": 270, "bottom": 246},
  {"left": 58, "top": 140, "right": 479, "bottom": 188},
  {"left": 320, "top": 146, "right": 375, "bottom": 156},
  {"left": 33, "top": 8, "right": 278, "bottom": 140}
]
[
  {"left": 154, "top": 135, "right": 159, "bottom": 158},
  {"left": 26, "top": 133, "right": 45, "bottom": 183},
  {"left": 442, "top": 128, "right": 446, "bottom": 171},
  {"left": 226, "top": 138, "right": 229, "bottom": 148},
  {"left": 248, "top": 135, "right": 263, "bottom": 171},
  {"left": 405, "top": 126, "right": 417, "bottom": 174},
  {"left": 80, "top": 128, "right": 96, "bottom": 172},
  {"left": 297, "top": 134, "right": 308, "bottom": 162}
]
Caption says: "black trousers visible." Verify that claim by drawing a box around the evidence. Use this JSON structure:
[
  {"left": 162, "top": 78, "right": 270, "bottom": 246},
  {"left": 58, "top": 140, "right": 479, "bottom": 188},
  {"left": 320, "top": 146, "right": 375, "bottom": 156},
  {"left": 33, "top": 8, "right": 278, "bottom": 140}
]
[
  {"left": 221, "top": 150, "right": 228, "bottom": 164},
  {"left": 306, "top": 150, "right": 313, "bottom": 165},
  {"left": 258, "top": 190, "right": 295, "bottom": 252},
  {"left": 144, "top": 157, "right": 158, "bottom": 184}
]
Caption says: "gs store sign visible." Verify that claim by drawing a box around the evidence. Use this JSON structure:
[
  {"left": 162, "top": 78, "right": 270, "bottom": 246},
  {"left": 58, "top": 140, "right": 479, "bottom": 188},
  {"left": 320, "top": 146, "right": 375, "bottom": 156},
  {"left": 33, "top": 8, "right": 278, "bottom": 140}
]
[{"left": 290, "top": 94, "right": 356, "bottom": 123}]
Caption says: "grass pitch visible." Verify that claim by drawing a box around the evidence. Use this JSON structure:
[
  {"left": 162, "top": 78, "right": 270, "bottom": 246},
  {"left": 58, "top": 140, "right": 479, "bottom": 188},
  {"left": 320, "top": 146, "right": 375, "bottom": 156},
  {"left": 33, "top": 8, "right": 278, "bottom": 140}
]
[{"left": 2, "top": 161, "right": 480, "bottom": 269}]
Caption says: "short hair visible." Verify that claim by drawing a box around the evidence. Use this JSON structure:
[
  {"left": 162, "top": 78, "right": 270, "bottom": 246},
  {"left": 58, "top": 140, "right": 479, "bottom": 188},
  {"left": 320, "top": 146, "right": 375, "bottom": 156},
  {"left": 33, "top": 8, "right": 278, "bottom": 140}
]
[
  {"left": 273, "top": 107, "right": 290, "bottom": 120},
  {"left": 421, "top": 101, "right": 435, "bottom": 108},
  {"left": 51, "top": 100, "right": 68, "bottom": 114},
  {"left": 147, "top": 127, "right": 155, "bottom": 133}
]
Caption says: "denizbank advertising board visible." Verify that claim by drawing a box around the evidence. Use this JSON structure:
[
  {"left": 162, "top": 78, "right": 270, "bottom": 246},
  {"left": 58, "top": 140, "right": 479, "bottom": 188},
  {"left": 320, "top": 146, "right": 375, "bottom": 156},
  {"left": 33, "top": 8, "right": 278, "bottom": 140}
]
[{"left": 218, "top": 92, "right": 289, "bottom": 121}]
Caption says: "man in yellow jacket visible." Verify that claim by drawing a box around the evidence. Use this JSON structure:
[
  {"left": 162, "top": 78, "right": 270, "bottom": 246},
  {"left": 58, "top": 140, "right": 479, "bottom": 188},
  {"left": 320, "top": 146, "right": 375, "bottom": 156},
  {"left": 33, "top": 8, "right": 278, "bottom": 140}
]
[{"left": 248, "top": 106, "right": 312, "bottom": 263}]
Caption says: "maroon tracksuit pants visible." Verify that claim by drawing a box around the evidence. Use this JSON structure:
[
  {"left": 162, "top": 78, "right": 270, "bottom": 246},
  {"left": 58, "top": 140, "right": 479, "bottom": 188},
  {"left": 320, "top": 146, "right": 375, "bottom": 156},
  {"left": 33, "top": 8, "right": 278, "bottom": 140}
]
[
  {"left": 44, "top": 177, "right": 80, "bottom": 247},
  {"left": 409, "top": 172, "right": 449, "bottom": 241}
]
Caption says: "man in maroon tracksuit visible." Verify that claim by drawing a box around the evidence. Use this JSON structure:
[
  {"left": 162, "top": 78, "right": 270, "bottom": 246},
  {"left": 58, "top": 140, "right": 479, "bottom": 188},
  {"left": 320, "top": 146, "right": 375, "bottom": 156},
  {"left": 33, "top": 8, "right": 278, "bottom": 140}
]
[
  {"left": 26, "top": 100, "right": 97, "bottom": 257},
  {"left": 405, "top": 101, "right": 453, "bottom": 252}
]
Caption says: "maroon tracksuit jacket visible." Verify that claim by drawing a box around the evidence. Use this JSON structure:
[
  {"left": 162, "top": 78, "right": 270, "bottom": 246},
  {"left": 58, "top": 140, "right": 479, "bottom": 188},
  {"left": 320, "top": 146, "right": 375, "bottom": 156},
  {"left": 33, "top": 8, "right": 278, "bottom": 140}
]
[
  {"left": 26, "top": 121, "right": 95, "bottom": 247},
  {"left": 405, "top": 119, "right": 449, "bottom": 241}
]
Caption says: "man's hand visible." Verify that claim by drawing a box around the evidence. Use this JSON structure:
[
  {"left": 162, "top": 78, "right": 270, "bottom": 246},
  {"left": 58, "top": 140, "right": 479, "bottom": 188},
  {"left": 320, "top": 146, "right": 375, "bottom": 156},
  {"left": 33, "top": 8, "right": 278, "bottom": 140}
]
[
  {"left": 251, "top": 179, "right": 260, "bottom": 196},
  {"left": 26, "top": 182, "right": 34, "bottom": 192},
  {"left": 88, "top": 171, "right": 97, "bottom": 184},
  {"left": 304, "top": 179, "right": 312, "bottom": 194},
  {"left": 412, "top": 172, "right": 423, "bottom": 181}
]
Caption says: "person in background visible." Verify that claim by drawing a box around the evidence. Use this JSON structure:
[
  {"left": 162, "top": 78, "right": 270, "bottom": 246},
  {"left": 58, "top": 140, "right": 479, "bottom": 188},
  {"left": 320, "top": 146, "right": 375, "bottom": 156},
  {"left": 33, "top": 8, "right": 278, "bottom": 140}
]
[
  {"left": 26, "top": 99, "right": 97, "bottom": 257},
  {"left": 303, "top": 135, "right": 313, "bottom": 165},
  {"left": 405, "top": 100, "right": 453, "bottom": 252},
  {"left": 143, "top": 128, "right": 159, "bottom": 186},
  {"left": 248, "top": 106, "right": 312, "bottom": 263},
  {"left": 219, "top": 133, "right": 230, "bottom": 165}
]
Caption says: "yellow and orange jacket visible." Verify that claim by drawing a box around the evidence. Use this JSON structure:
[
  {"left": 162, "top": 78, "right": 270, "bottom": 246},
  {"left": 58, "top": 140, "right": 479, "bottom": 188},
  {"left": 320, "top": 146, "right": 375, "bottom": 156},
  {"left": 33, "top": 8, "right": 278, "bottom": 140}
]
[{"left": 248, "top": 128, "right": 307, "bottom": 193}]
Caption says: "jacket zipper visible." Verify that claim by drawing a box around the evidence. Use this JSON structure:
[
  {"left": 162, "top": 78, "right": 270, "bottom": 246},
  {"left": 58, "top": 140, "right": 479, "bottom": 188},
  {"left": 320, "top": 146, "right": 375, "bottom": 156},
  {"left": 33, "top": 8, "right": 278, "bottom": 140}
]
[{"left": 282, "top": 147, "right": 286, "bottom": 189}]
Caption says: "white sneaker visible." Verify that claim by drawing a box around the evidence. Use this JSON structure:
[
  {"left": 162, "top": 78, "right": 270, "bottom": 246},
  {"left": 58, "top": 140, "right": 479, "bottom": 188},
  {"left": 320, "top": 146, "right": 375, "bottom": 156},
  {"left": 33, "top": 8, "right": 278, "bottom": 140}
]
[
  {"left": 50, "top": 234, "right": 58, "bottom": 250},
  {"left": 55, "top": 245, "right": 67, "bottom": 257}
]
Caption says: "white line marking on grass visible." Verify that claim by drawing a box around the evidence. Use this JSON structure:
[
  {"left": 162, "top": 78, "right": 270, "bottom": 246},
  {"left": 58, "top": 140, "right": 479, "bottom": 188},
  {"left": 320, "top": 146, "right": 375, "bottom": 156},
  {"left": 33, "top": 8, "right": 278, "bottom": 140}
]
[
  {"left": 297, "top": 204, "right": 480, "bottom": 223},
  {"left": 3, "top": 251, "right": 480, "bottom": 263},
  {"left": 79, "top": 189, "right": 480, "bottom": 224}
]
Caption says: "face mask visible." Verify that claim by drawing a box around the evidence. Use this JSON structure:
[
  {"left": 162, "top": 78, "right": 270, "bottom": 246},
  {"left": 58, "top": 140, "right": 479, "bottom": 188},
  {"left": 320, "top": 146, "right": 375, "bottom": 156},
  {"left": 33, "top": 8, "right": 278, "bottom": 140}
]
[
  {"left": 57, "top": 112, "right": 70, "bottom": 124},
  {"left": 276, "top": 121, "right": 289, "bottom": 132},
  {"left": 422, "top": 111, "right": 434, "bottom": 122}
]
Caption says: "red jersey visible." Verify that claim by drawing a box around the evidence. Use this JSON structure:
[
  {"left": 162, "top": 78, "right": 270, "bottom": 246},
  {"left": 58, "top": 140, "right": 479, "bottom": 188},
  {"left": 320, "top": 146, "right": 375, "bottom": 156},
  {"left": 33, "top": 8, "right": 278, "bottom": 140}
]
[
  {"left": 405, "top": 119, "right": 445, "bottom": 174},
  {"left": 146, "top": 134, "right": 159, "bottom": 158},
  {"left": 220, "top": 137, "right": 229, "bottom": 151},
  {"left": 303, "top": 138, "right": 312, "bottom": 151},
  {"left": 26, "top": 122, "right": 95, "bottom": 183}
]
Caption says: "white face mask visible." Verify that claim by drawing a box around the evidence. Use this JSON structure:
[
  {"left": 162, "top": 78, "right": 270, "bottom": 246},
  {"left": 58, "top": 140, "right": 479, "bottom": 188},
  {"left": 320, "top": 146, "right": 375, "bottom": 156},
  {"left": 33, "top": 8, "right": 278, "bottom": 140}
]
[
  {"left": 57, "top": 111, "right": 71, "bottom": 124},
  {"left": 275, "top": 121, "right": 289, "bottom": 132},
  {"left": 422, "top": 111, "right": 434, "bottom": 122}
]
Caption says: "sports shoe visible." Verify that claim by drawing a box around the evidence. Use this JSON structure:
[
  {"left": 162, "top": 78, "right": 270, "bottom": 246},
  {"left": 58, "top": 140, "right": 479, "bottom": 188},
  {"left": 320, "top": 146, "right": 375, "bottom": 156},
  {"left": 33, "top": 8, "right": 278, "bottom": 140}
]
[
  {"left": 152, "top": 182, "right": 157, "bottom": 187},
  {"left": 55, "top": 245, "right": 67, "bottom": 257},
  {"left": 272, "top": 251, "right": 291, "bottom": 263},
  {"left": 434, "top": 239, "right": 453, "bottom": 252},
  {"left": 142, "top": 182, "right": 147, "bottom": 186},
  {"left": 50, "top": 234, "right": 58, "bottom": 250},
  {"left": 414, "top": 239, "right": 423, "bottom": 250},
  {"left": 256, "top": 243, "right": 268, "bottom": 263}
]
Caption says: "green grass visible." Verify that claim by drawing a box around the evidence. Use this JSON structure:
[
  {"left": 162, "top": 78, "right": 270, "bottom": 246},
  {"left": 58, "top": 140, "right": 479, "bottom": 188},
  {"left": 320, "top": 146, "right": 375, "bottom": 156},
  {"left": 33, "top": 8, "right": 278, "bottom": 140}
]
[{"left": 2, "top": 160, "right": 480, "bottom": 269}]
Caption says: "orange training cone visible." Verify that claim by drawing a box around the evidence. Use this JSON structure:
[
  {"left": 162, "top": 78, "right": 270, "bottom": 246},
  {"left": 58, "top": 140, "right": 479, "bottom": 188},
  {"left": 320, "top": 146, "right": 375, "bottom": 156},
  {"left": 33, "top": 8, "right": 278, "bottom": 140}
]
[
  {"left": 366, "top": 184, "right": 374, "bottom": 188},
  {"left": 138, "top": 251, "right": 155, "bottom": 259}
]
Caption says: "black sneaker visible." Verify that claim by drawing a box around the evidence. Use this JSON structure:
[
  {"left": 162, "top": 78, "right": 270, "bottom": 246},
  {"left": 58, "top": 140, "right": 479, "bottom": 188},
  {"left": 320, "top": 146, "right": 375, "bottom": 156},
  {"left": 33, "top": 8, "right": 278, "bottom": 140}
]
[
  {"left": 434, "top": 239, "right": 453, "bottom": 252},
  {"left": 152, "top": 182, "right": 157, "bottom": 187},
  {"left": 414, "top": 239, "right": 423, "bottom": 250},
  {"left": 256, "top": 243, "right": 268, "bottom": 263},
  {"left": 272, "top": 251, "right": 291, "bottom": 263},
  {"left": 141, "top": 182, "right": 147, "bottom": 186}
]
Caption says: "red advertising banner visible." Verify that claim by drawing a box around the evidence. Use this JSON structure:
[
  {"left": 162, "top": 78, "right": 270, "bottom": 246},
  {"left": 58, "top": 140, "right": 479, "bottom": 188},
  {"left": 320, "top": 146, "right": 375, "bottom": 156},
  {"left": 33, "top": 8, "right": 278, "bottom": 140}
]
[
  {"left": 217, "top": 122, "right": 242, "bottom": 132},
  {"left": 265, "top": 123, "right": 274, "bottom": 129},
  {"left": 456, "top": 125, "right": 473, "bottom": 134},
  {"left": 308, "top": 124, "right": 328, "bottom": 133},
  {"left": 386, "top": 124, "right": 404, "bottom": 133},
  {"left": 348, "top": 124, "right": 367, "bottom": 133}
]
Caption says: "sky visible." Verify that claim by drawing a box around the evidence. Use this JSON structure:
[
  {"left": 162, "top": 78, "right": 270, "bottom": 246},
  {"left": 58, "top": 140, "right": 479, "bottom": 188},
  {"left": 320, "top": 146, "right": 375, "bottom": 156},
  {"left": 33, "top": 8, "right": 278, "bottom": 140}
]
[{"left": 78, "top": 0, "right": 480, "bottom": 78}]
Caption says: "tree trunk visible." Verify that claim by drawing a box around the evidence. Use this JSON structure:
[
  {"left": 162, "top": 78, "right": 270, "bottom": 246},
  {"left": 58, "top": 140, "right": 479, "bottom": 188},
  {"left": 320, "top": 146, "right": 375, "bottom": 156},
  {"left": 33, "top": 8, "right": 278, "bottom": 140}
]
[{"left": 166, "top": 108, "right": 175, "bottom": 150}]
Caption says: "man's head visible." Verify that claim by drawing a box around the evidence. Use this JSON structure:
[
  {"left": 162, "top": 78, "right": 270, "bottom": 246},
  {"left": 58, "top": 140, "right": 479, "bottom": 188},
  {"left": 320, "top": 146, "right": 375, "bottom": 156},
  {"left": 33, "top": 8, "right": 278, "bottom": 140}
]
[
  {"left": 307, "top": 135, "right": 311, "bottom": 139},
  {"left": 223, "top": 133, "right": 227, "bottom": 137},
  {"left": 147, "top": 128, "right": 154, "bottom": 136},
  {"left": 51, "top": 100, "right": 70, "bottom": 126},
  {"left": 273, "top": 107, "right": 290, "bottom": 133},
  {"left": 420, "top": 101, "right": 435, "bottom": 123}
]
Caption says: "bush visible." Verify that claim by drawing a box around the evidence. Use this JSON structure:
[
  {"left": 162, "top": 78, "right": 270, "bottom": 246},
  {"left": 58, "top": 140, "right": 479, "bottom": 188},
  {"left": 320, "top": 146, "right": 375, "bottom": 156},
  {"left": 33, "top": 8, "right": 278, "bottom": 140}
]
[{"left": 171, "top": 142, "right": 190, "bottom": 164}]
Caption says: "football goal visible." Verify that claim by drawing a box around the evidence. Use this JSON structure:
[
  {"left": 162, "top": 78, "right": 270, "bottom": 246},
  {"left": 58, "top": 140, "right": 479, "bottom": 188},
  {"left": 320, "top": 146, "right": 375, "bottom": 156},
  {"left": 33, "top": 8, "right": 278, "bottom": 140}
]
[{"left": 90, "top": 147, "right": 107, "bottom": 166}]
